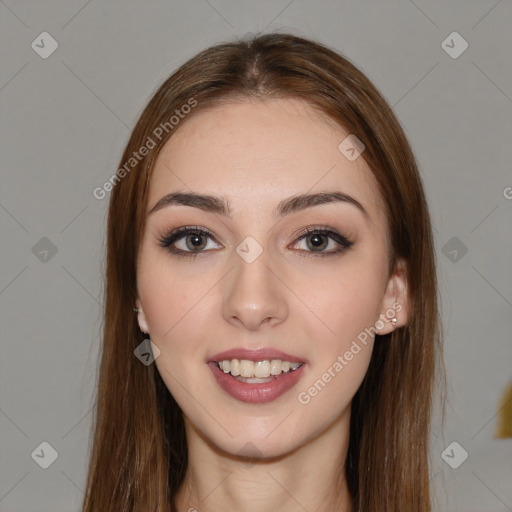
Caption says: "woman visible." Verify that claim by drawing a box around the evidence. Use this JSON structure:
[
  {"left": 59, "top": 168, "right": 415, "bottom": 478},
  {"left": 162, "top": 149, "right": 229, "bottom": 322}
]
[{"left": 82, "top": 33, "right": 444, "bottom": 512}]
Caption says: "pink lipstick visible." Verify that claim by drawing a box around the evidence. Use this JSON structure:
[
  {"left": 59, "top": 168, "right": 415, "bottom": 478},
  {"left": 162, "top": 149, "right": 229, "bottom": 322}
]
[{"left": 207, "top": 347, "right": 308, "bottom": 403}]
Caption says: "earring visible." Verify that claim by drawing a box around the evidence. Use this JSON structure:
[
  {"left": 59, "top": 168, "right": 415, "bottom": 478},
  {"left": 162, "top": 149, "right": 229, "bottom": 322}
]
[
  {"left": 134, "top": 307, "right": 140, "bottom": 313},
  {"left": 390, "top": 317, "right": 397, "bottom": 327}
]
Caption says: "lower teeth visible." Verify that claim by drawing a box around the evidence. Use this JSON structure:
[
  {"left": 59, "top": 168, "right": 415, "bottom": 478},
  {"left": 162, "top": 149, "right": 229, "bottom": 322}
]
[{"left": 234, "top": 375, "right": 277, "bottom": 383}]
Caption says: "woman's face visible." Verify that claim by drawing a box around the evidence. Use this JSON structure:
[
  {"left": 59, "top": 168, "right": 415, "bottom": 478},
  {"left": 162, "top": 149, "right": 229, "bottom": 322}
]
[{"left": 136, "top": 97, "right": 407, "bottom": 458}]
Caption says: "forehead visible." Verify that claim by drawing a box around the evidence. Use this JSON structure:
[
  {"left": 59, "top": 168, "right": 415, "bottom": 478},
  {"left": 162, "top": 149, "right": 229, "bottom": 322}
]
[{"left": 148, "top": 98, "right": 384, "bottom": 223}]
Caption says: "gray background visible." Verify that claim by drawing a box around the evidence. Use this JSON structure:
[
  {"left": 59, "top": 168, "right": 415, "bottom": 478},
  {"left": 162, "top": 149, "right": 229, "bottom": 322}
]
[{"left": 1, "top": 1, "right": 511, "bottom": 511}]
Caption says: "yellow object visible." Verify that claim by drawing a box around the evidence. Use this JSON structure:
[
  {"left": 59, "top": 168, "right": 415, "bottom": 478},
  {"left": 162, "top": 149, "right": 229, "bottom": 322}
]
[{"left": 495, "top": 380, "right": 512, "bottom": 438}]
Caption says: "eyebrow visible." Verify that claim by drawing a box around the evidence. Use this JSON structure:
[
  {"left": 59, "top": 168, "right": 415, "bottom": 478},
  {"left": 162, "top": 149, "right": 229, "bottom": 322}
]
[{"left": 148, "top": 190, "right": 369, "bottom": 220}]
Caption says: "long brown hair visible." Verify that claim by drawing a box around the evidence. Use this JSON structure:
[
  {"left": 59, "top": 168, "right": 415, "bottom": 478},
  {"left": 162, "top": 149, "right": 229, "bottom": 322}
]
[{"left": 82, "top": 33, "right": 444, "bottom": 512}]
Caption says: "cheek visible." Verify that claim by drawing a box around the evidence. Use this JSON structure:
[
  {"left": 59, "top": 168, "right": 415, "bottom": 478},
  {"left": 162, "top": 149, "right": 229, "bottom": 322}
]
[
  {"left": 139, "top": 265, "right": 214, "bottom": 408},
  {"left": 137, "top": 250, "right": 212, "bottom": 340},
  {"left": 294, "top": 257, "right": 387, "bottom": 348},
  {"left": 291, "top": 266, "right": 383, "bottom": 426},
  {"left": 137, "top": 248, "right": 218, "bottom": 378}
]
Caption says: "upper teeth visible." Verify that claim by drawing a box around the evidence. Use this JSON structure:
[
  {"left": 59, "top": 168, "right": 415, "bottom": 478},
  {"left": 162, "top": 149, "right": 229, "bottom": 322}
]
[{"left": 217, "top": 359, "right": 303, "bottom": 378}]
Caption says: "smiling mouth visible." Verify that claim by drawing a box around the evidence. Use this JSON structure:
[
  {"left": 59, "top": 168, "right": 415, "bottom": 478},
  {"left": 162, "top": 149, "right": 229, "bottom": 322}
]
[{"left": 213, "top": 358, "right": 305, "bottom": 383}]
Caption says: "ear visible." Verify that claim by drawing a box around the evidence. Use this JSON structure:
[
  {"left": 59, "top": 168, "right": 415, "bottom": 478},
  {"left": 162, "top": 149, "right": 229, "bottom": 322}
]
[
  {"left": 375, "top": 258, "right": 409, "bottom": 335},
  {"left": 135, "top": 297, "right": 150, "bottom": 335}
]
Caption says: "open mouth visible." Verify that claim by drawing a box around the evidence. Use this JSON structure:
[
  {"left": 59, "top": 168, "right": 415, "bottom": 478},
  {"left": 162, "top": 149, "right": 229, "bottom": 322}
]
[
  {"left": 213, "top": 358, "right": 305, "bottom": 383},
  {"left": 208, "top": 358, "right": 307, "bottom": 403}
]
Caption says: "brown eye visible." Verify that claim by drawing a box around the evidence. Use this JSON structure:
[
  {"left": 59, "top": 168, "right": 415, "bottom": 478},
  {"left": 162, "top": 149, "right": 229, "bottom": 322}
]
[
  {"left": 184, "top": 233, "right": 208, "bottom": 251},
  {"left": 305, "top": 233, "right": 329, "bottom": 251},
  {"left": 158, "top": 226, "right": 221, "bottom": 258},
  {"left": 291, "top": 227, "right": 354, "bottom": 257}
]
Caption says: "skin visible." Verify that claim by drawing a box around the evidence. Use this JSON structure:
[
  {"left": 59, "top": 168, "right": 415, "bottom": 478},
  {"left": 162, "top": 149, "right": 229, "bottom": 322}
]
[{"left": 135, "top": 98, "right": 409, "bottom": 512}]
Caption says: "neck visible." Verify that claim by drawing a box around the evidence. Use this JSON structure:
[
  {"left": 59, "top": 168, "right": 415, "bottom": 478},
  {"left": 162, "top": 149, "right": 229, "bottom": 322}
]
[{"left": 174, "top": 408, "right": 354, "bottom": 512}]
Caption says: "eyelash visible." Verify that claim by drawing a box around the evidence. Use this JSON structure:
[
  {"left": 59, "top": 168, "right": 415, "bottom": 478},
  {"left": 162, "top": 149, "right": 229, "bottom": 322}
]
[{"left": 157, "top": 225, "right": 354, "bottom": 260}]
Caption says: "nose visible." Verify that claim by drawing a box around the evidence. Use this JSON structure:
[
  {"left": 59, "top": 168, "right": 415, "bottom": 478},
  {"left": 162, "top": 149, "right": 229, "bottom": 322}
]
[{"left": 222, "top": 248, "right": 289, "bottom": 331}]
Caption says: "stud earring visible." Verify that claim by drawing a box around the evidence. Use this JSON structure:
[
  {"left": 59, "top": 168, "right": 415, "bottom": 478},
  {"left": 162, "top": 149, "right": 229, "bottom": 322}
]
[
  {"left": 134, "top": 307, "right": 140, "bottom": 313},
  {"left": 390, "top": 317, "right": 397, "bottom": 327}
]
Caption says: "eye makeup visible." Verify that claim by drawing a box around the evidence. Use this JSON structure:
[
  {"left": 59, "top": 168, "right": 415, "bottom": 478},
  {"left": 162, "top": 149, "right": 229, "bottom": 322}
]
[{"left": 156, "top": 224, "right": 354, "bottom": 260}]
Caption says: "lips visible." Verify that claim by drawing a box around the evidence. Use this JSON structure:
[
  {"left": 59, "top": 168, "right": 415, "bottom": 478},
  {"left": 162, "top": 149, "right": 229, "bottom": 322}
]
[
  {"left": 208, "top": 361, "right": 307, "bottom": 403},
  {"left": 209, "top": 347, "right": 308, "bottom": 364}
]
